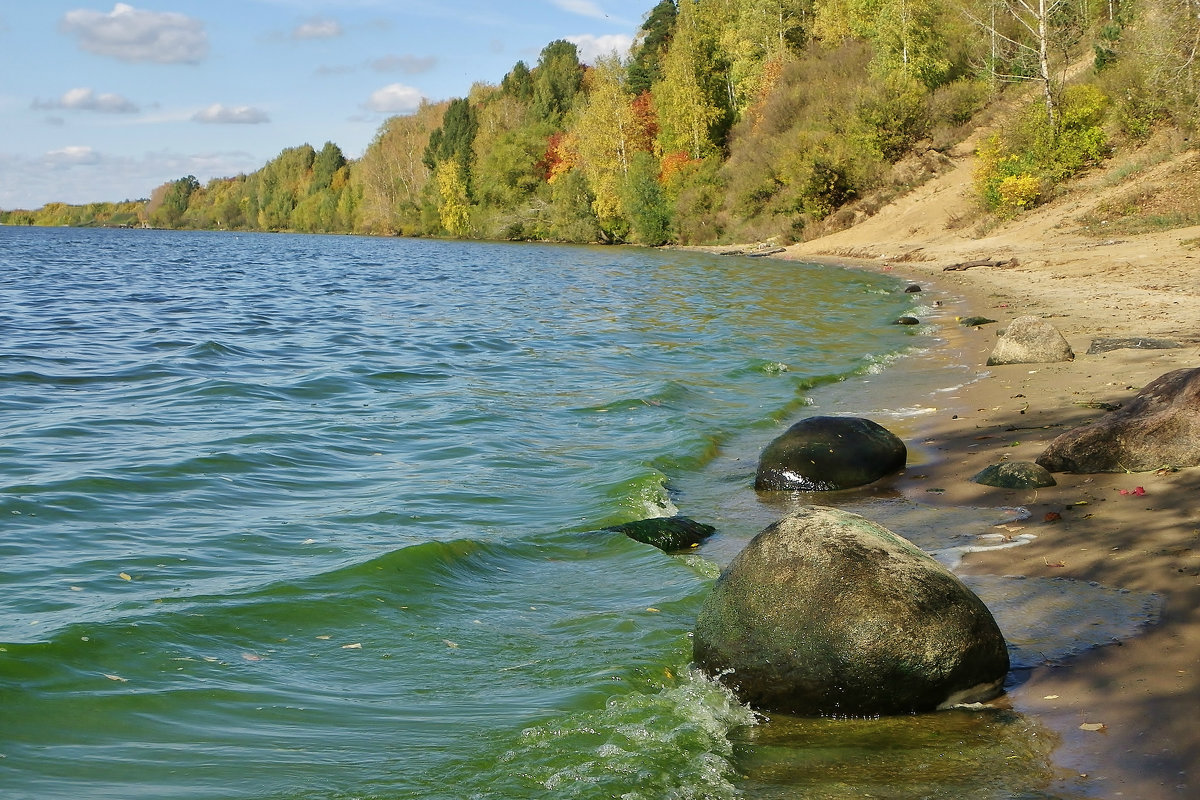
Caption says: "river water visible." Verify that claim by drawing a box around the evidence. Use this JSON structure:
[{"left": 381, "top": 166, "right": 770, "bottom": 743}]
[{"left": 0, "top": 227, "right": 1149, "bottom": 799}]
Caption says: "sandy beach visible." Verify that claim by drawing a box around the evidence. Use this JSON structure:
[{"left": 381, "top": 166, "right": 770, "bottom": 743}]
[{"left": 765, "top": 136, "right": 1200, "bottom": 797}]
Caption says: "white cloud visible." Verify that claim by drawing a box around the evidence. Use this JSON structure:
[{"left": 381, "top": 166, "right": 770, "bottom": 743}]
[
  {"left": 45, "top": 146, "right": 103, "bottom": 167},
  {"left": 293, "top": 17, "right": 342, "bottom": 40},
  {"left": 552, "top": 0, "right": 610, "bottom": 21},
  {"left": 33, "top": 87, "right": 140, "bottom": 114},
  {"left": 192, "top": 104, "right": 271, "bottom": 124},
  {"left": 59, "top": 3, "right": 208, "bottom": 64},
  {"left": 567, "top": 33, "right": 633, "bottom": 64},
  {"left": 366, "top": 83, "right": 425, "bottom": 114},
  {"left": 369, "top": 54, "right": 438, "bottom": 74}
]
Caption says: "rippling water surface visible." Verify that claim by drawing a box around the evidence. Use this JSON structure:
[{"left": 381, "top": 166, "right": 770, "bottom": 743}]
[{"left": 2, "top": 227, "right": 1066, "bottom": 799}]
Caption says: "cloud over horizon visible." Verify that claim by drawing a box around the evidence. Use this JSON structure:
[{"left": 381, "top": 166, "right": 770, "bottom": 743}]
[
  {"left": 0, "top": 147, "right": 265, "bottom": 208},
  {"left": 369, "top": 54, "right": 438, "bottom": 74},
  {"left": 292, "top": 17, "right": 343, "bottom": 40},
  {"left": 33, "top": 87, "right": 140, "bottom": 114},
  {"left": 59, "top": 3, "right": 208, "bottom": 64},
  {"left": 366, "top": 83, "right": 425, "bottom": 114},
  {"left": 552, "top": 0, "right": 612, "bottom": 21},
  {"left": 566, "top": 33, "right": 633, "bottom": 64},
  {"left": 192, "top": 104, "right": 271, "bottom": 124}
]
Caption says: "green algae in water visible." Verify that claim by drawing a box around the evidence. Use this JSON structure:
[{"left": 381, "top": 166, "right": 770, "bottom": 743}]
[{"left": 733, "top": 707, "right": 1061, "bottom": 800}]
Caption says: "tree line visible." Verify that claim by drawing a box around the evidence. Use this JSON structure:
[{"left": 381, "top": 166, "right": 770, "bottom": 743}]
[{"left": 5, "top": 0, "right": 1199, "bottom": 243}]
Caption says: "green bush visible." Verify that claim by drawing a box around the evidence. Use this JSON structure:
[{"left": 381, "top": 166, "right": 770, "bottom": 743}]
[{"left": 974, "top": 85, "right": 1111, "bottom": 216}]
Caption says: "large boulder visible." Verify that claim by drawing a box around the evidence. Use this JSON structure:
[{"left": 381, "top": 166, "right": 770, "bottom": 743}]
[
  {"left": 1038, "top": 366, "right": 1200, "bottom": 473},
  {"left": 754, "top": 416, "right": 907, "bottom": 491},
  {"left": 693, "top": 507, "right": 1009, "bottom": 716},
  {"left": 986, "top": 316, "right": 1074, "bottom": 365}
]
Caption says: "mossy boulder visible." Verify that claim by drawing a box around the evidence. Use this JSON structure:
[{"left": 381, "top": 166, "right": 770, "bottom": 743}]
[
  {"left": 754, "top": 416, "right": 907, "bottom": 491},
  {"left": 971, "top": 461, "right": 1057, "bottom": 488},
  {"left": 605, "top": 515, "right": 716, "bottom": 551},
  {"left": 693, "top": 507, "right": 1009, "bottom": 716}
]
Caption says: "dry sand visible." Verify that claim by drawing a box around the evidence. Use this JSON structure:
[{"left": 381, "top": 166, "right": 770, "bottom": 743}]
[{"left": 766, "top": 137, "right": 1200, "bottom": 798}]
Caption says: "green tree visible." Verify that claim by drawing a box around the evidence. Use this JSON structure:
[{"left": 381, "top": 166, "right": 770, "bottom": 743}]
[
  {"left": 357, "top": 101, "right": 443, "bottom": 234},
  {"left": 574, "top": 54, "right": 651, "bottom": 232},
  {"left": 501, "top": 60, "right": 535, "bottom": 101},
  {"left": 653, "top": 0, "right": 723, "bottom": 158},
  {"left": 548, "top": 168, "right": 601, "bottom": 241},
  {"left": 623, "top": 151, "right": 671, "bottom": 244},
  {"left": 147, "top": 175, "right": 200, "bottom": 227},
  {"left": 311, "top": 141, "right": 347, "bottom": 193},
  {"left": 423, "top": 97, "right": 478, "bottom": 181},
  {"left": 532, "top": 40, "right": 584, "bottom": 122},
  {"left": 628, "top": 0, "right": 679, "bottom": 95}
]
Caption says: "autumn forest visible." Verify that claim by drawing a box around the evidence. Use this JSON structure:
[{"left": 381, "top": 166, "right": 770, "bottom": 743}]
[{"left": 6, "top": 0, "right": 1200, "bottom": 246}]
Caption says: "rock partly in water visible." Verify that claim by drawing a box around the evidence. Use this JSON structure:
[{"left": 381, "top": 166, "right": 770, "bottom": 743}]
[
  {"left": 904, "top": 284, "right": 923, "bottom": 293},
  {"left": 605, "top": 515, "right": 716, "bottom": 551},
  {"left": 693, "top": 506, "right": 1009, "bottom": 716},
  {"left": 971, "top": 461, "right": 1057, "bottom": 488},
  {"left": 1037, "top": 366, "right": 1200, "bottom": 473},
  {"left": 894, "top": 316, "right": 921, "bottom": 326},
  {"left": 986, "top": 316, "right": 1074, "bottom": 365},
  {"left": 754, "top": 416, "right": 907, "bottom": 491}
]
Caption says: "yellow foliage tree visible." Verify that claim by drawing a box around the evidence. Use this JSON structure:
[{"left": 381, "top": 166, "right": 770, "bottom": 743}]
[{"left": 436, "top": 161, "right": 471, "bottom": 237}]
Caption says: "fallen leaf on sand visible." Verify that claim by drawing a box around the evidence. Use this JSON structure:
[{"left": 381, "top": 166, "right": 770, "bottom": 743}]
[
  {"left": 1079, "top": 722, "right": 1107, "bottom": 732},
  {"left": 1119, "top": 487, "right": 1146, "bottom": 497},
  {"left": 1044, "top": 559, "right": 1066, "bottom": 568},
  {"left": 1044, "top": 511, "right": 1062, "bottom": 523},
  {"left": 1043, "top": 695, "right": 1060, "bottom": 700}
]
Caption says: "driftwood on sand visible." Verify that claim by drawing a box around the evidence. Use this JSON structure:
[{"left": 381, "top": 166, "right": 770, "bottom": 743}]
[{"left": 942, "top": 258, "right": 1018, "bottom": 271}]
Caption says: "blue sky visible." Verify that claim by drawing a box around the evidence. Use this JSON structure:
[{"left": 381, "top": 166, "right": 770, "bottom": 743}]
[{"left": 0, "top": 1, "right": 652, "bottom": 210}]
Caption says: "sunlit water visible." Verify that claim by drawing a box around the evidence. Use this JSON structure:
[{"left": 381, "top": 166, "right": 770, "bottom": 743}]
[{"left": 0, "top": 228, "right": 1154, "bottom": 799}]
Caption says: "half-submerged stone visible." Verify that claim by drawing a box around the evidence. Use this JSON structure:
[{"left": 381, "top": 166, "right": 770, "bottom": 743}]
[
  {"left": 693, "top": 506, "right": 1009, "bottom": 716},
  {"left": 754, "top": 416, "right": 907, "bottom": 491},
  {"left": 605, "top": 515, "right": 716, "bottom": 551}
]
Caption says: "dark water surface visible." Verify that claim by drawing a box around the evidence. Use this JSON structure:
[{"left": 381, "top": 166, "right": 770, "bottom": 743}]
[{"left": 1, "top": 227, "right": 1099, "bottom": 799}]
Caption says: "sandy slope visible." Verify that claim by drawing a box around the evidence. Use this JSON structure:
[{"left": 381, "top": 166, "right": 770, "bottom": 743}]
[{"left": 770, "top": 136, "right": 1200, "bottom": 798}]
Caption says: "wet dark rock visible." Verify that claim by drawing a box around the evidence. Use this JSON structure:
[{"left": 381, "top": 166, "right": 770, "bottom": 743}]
[
  {"left": 1086, "top": 337, "right": 1181, "bottom": 355},
  {"left": 1038, "top": 366, "right": 1200, "bottom": 473},
  {"left": 754, "top": 416, "right": 907, "bottom": 491},
  {"left": 986, "top": 316, "right": 1074, "bottom": 365},
  {"left": 605, "top": 515, "right": 716, "bottom": 551},
  {"left": 971, "top": 461, "right": 1057, "bottom": 488},
  {"left": 693, "top": 506, "right": 1009, "bottom": 716},
  {"left": 904, "top": 284, "right": 923, "bottom": 293},
  {"left": 959, "top": 316, "right": 997, "bottom": 327},
  {"left": 895, "top": 316, "right": 921, "bottom": 325}
]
